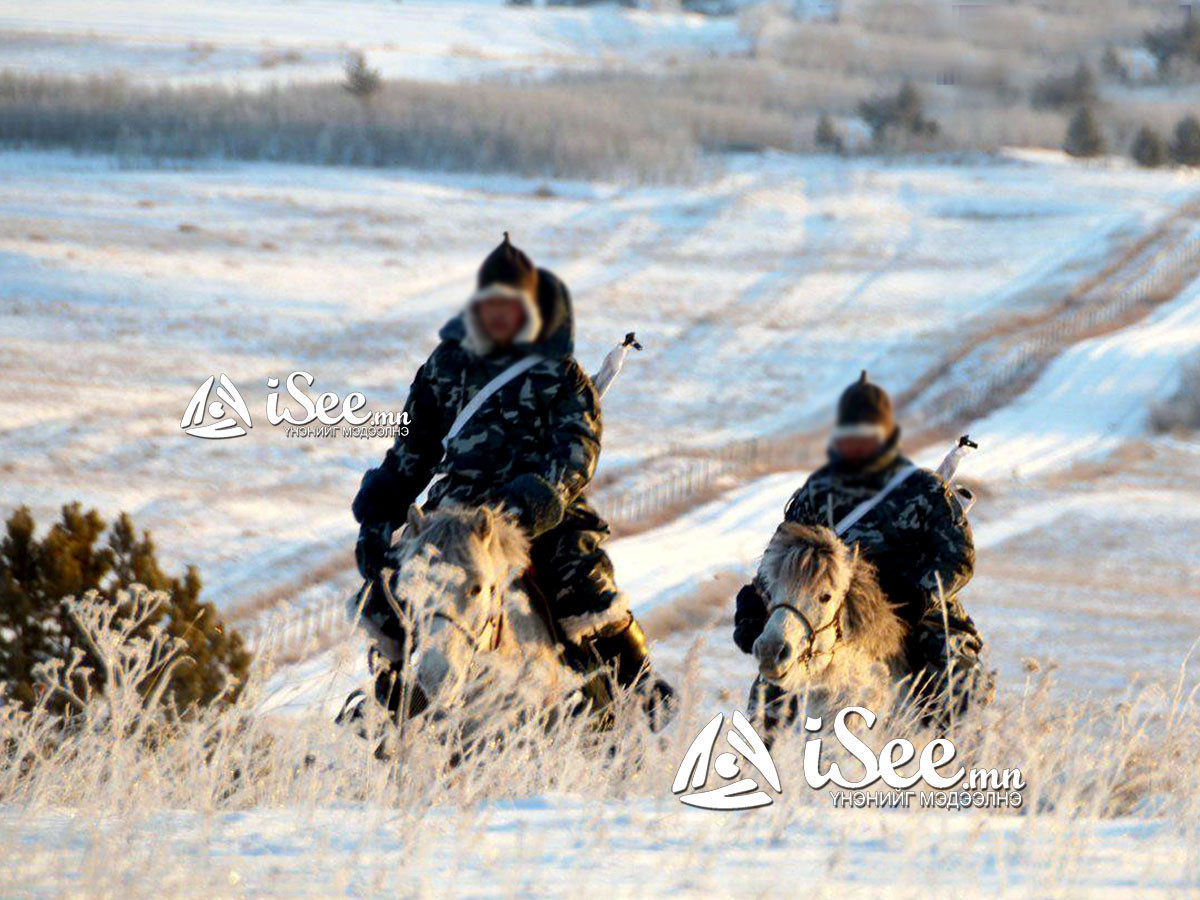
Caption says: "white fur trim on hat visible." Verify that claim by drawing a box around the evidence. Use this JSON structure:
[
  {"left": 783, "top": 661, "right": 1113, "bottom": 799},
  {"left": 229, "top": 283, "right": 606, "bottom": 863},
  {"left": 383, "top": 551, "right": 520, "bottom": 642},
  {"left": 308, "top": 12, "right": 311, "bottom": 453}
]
[
  {"left": 462, "top": 286, "right": 542, "bottom": 357},
  {"left": 469, "top": 283, "right": 530, "bottom": 305},
  {"left": 831, "top": 423, "right": 888, "bottom": 441}
]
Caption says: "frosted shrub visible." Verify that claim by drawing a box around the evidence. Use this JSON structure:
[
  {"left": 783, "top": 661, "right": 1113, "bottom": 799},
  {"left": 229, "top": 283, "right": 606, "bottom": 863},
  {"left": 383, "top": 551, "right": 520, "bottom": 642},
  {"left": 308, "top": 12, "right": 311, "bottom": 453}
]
[
  {"left": 2, "top": 591, "right": 1197, "bottom": 816},
  {"left": 1150, "top": 354, "right": 1200, "bottom": 431}
]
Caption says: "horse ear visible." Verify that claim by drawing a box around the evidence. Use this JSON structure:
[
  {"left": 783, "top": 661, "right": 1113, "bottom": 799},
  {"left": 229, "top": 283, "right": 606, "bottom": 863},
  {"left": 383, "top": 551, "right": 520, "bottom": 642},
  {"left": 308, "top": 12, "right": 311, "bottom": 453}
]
[
  {"left": 472, "top": 506, "right": 493, "bottom": 541},
  {"left": 406, "top": 505, "right": 425, "bottom": 534}
]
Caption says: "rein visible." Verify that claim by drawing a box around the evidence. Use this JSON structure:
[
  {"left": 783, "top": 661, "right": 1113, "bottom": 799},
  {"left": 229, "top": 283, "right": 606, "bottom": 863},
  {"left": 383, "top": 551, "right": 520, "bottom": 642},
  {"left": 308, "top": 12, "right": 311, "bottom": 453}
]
[
  {"left": 767, "top": 596, "right": 846, "bottom": 672},
  {"left": 381, "top": 566, "right": 506, "bottom": 655},
  {"left": 431, "top": 603, "right": 504, "bottom": 654}
]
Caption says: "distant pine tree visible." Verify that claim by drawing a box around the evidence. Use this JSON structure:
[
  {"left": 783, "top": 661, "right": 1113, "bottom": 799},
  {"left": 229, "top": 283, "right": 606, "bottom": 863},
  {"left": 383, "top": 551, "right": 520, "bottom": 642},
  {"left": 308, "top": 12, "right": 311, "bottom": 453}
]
[
  {"left": 857, "top": 80, "right": 938, "bottom": 148},
  {"left": 1170, "top": 115, "right": 1200, "bottom": 166},
  {"left": 1033, "top": 62, "right": 1098, "bottom": 110},
  {"left": 1144, "top": 17, "right": 1200, "bottom": 78},
  {"left": 342, "top": 52, "right": 382, "bottom": 103},
  {"left": 1131, "top": 126, "right": 1166, "bottom": 168},
  {"left": 815, "top": 113, "right": 844, "bottom": 153},
  {"left": 0, "top": 504, "right": 250, "bottom": 714},
  {"left": 1064, "top": 106, "right": 1105, "bottom": 158},
  {"left": 1101, "top": 45, "right": 1128, "bottom": 84}
]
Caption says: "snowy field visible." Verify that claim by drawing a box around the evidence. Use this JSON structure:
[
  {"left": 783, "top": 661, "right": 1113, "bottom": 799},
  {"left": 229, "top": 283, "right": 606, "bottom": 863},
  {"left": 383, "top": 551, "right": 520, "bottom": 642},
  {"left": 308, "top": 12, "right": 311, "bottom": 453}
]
[
  {"left": 4, "top": 1, "right": 1200, "bottom": 894},
  {"left": 3, "top": 802, "right": 1194, "bottom": 897},
  {"left": 1, "top": 149, "right": 1195, "bottom": 615},
  {"left": 0, "top": 0, "right": 743, "bottom": 86},
  {"left": 3, "top": 145, "right": 1200, "bottom": 900}
]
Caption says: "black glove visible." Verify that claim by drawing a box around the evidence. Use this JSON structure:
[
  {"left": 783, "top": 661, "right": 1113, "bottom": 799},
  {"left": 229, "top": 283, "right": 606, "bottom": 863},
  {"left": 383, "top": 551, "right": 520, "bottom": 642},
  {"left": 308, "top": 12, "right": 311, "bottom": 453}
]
[
  {"left": 497, "top": 473, "right": 566, "bottom": 538},
  {"left": 355, "top": 521, "right": 395, "bottom": 580},
  {"left": 352, "top": 466, "right": 412, "bottom": 525},
  {"left": 732, "top": 582, "right": 767, "bottom": 654}
]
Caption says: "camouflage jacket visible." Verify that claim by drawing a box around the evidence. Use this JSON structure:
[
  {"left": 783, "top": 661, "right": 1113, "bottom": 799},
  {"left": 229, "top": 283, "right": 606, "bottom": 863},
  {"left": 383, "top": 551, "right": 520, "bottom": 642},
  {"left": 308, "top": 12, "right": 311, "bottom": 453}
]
[
  {"left": 734, "top": 439, "right": 975, "bottom": 651},
  {"left": 352, "top": 269, "right": 602, "bottom": 537}
]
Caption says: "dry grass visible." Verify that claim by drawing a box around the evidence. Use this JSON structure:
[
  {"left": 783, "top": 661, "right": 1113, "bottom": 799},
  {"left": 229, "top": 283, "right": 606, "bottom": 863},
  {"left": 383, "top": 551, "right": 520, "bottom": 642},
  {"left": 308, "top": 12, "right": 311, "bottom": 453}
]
[
  {"left": 2, "top": 590, "right": 1199, "bottom": 894},
  {"left": 223, "top": 547, "right": 354, "bottom": 624},
  {"left": 641, "top": 569, "right": 744, "bottom": 641}
]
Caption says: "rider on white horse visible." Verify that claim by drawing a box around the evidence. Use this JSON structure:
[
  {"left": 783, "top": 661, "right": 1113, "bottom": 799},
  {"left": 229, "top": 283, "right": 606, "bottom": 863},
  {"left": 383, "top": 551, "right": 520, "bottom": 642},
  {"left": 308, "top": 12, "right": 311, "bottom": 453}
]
[{"left": 351, "top": 234, "right": 673, "bottom": 723}]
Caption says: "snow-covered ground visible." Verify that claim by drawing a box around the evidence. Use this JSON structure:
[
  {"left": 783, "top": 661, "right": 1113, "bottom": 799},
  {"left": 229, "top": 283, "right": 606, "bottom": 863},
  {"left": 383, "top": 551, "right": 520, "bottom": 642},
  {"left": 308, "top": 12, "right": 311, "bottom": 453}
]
[
  {"left": 1, "top": 149, "right": 1194, "bottom": 614},
  {"left": 4, "top": 3, "right": 1200, "bottom": 879},
  {"left": 2, "top": 801, "right": 1193, "bottom": 897},
  {"left": 0, "top": 0, "right": 743, "bottom": 86},
  {"left": 968, "top": 268, "right": 1200, "bottom": 480}
]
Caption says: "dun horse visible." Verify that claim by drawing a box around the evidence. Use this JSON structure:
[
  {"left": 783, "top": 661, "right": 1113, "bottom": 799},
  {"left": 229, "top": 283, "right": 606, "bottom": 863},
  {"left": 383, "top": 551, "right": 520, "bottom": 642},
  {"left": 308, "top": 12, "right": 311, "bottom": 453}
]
[{"left": 749, "top": 522, "right": 910, "bottom": 735}]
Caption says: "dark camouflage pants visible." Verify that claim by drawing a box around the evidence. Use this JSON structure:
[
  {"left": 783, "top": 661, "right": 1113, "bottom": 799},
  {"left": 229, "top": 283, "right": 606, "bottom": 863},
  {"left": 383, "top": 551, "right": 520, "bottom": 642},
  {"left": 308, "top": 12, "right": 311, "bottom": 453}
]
[
  {"left": 906, "top": 607, "right": 994, "bottom": 729},
  {"left": 528, "top": 502, "right": 623, "bottom": 635}
]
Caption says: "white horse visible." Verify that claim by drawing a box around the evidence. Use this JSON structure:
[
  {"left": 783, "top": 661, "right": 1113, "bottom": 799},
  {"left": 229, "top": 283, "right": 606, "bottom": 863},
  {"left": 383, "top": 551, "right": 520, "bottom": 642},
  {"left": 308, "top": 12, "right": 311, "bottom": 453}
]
[
  {"left": 749, "top": 522, "right": 910, "bottom": 734},
  {"left": 359, "top": 504, "right": 585, "bottom": 740}
]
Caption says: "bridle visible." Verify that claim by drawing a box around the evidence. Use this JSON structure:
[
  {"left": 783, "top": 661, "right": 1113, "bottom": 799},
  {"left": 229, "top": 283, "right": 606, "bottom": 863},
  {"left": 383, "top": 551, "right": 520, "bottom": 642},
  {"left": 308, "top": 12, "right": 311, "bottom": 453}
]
[
  {"left": 379, "top": 566, "right": 506, "bottom": 655},
  {"left": 431, "top": 597, "right": 505, "bottom": 654},
  {"left": 766, "top": 594, "right": 846, "bottom": 674}
]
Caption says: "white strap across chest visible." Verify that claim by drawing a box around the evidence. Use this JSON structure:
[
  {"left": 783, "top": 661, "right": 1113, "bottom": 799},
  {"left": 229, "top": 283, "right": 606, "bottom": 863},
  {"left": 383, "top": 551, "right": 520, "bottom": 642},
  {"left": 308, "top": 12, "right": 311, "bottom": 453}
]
[
  {"left": 442, "top": 354, "right": 543, "bottom": 450},
  {"left": 414, "top": 354, "right": 543, "bottom": 510},
  {"left": 834, "top": 465, "right": 919, "bottom": 536}
]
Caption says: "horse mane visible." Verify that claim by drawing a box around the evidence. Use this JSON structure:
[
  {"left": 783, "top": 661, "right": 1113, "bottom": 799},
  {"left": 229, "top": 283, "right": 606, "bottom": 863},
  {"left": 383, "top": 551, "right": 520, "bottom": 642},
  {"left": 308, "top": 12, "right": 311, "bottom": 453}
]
[
  {"left": 410, "top": 505, "right": 530, "bottom": 580},
  {"left": 761, "top": 522, "right": 853, "bottom": 604},
  {"left": 841, "top": 547, "right": 907, "bottom": 663},
  {"left": 760, "top": 521, "right": 907, "bottom": 663}
]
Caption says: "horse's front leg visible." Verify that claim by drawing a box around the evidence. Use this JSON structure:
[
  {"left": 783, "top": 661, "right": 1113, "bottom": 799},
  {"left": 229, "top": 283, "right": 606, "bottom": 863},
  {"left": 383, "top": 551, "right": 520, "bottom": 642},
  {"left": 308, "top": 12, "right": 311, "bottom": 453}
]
[{"left": 747, "top": 676, "right": 801, "bottom": 748}]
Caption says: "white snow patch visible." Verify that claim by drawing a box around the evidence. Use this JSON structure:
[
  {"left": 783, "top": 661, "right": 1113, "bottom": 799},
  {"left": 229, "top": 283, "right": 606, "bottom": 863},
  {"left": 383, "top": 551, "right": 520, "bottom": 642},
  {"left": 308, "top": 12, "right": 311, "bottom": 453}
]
[{"left": 965, "top": 270, "right": 1200, "bottom": 481}]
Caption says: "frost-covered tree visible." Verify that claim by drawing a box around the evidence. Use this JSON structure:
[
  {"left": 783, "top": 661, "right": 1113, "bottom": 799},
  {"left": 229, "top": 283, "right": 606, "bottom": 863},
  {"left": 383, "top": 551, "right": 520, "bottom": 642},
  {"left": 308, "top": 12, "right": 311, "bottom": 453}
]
[
  {"left": 1131, "top": 126, "right": 1166, "bottom": 168},
  {"left": 1170, "top": 115, "right": 1200, "bottom": 166},
  {"left": 1064, "top": 105, "right": 1105, "bottom": 158},
  {"left": 0, "top": 504, "right": 250, "bottom": 713}
]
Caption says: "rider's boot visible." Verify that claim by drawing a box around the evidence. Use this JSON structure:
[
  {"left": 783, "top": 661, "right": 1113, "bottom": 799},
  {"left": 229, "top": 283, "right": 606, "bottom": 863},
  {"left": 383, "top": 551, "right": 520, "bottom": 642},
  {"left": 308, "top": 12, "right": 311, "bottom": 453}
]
[{"left": 586, "top": 615, "right": 676, "bottom": 732}]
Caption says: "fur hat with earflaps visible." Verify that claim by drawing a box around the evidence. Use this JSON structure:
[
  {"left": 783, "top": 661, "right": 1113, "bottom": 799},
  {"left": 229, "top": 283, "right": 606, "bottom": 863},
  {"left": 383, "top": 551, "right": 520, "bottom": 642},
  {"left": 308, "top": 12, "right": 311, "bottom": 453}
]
[
  {"left": 834, "top": 370, "right": 895, "bottom": 441},
  {"left": 464, "top": 232, "right": 542, "bottom": 354}
]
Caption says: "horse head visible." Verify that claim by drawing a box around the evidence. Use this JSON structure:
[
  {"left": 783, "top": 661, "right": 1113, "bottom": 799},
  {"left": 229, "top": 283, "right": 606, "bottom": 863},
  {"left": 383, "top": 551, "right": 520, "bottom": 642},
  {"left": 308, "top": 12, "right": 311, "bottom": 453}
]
[
  {"left": 392, "top": 504, "right": 530, "bottom": 709},
  {"left": 753, "top": 522, "right": 855, "bottom": 689}
]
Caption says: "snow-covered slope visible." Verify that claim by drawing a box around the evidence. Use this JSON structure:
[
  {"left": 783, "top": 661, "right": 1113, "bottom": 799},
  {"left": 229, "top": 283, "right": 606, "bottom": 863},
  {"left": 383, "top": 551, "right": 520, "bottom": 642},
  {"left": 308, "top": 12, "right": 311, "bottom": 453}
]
[
  {"left": 2, "top": 151, "right": 1190, "bottom": 611},
  {"left": 0, "top": 0, "right": 743, "bottom": 85},
  {"left": 966, "top": 268, "right": 1200, "bottom": 480}
]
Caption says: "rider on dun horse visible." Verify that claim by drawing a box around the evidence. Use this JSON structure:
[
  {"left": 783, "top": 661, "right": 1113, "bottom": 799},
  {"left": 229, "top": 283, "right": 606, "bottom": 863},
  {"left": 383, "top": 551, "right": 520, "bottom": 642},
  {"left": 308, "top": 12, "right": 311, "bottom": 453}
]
[{"left": 734, "top": 372, "right": 993, "bottom": 728}]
